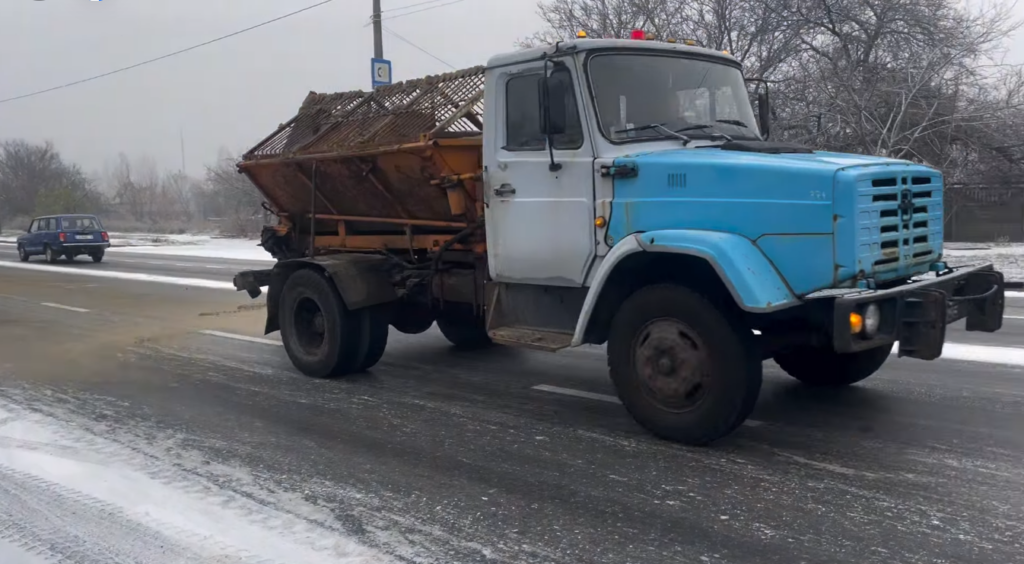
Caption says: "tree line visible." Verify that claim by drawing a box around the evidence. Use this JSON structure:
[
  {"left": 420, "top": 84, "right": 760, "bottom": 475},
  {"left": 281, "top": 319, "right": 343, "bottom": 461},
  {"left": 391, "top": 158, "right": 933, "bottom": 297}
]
[{"left": 0, "top": 140, "right": 264, "bottom": 235}]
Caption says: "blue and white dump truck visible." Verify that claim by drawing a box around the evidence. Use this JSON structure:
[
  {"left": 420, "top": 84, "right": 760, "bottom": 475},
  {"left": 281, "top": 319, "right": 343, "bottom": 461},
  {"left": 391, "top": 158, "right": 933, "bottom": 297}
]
[{"left": 233, "top": 34, "right": 1006, "bottom": 445}]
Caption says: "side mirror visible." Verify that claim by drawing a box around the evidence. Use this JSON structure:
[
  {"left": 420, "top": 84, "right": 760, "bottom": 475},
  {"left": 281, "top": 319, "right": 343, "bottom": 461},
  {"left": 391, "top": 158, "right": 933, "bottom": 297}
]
[
  {"left": 757, "top": 89, "right": 771, "bottom": 140},
  {"left": 538, "top": 74, "right": 568, "bottom": 136}
]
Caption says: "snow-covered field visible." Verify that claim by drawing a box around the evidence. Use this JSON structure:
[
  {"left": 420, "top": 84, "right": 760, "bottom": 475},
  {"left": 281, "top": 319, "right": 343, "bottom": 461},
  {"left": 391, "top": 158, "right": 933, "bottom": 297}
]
[
  {"left": 944, "top": 243, "right": 1024, "bottom": 282},
  {"left": 0, "top": 232, "right": 273, "bottom": 262},
  {"left": 0, "top": 393, "right": 388, "bottom": 564},
  {"left": 3, "top": 230, "right": 1024, "bottom": 279}
]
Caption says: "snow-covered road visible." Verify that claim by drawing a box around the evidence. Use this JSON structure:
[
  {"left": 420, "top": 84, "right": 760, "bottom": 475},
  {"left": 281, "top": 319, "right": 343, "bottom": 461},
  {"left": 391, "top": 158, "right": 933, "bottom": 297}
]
[{"left": 0, "top": 398, "right": 387, "bottom": 564}]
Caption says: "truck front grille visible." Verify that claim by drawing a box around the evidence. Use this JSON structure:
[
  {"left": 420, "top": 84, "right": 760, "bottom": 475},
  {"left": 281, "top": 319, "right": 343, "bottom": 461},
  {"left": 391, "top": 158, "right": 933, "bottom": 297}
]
[{"left": 855, "top": 172, "right": 943, "bottom": 280}]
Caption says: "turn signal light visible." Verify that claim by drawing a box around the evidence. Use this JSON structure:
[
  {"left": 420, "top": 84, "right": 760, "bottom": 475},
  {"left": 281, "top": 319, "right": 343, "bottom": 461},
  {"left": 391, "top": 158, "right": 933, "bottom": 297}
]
[
  {"left": 595, "top": 217, "right": 607, "bottom": 228},
  {"left": 849, "top": 312, "right": 864, "bottom": 334}
]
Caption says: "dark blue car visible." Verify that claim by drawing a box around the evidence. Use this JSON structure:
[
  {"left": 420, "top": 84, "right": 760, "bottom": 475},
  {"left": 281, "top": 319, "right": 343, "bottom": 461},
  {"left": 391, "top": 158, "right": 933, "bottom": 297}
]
[{"left": 16, "top": 214, "right": 110, "bottom": 263}]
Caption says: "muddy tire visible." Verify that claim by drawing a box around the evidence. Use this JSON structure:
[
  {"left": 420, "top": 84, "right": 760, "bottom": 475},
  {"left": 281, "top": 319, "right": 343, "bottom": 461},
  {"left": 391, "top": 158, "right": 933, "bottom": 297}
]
[
  {"left": 44, "top": 245, "right": 58, "bottom": 264},
  {"left": 358, "top": 307, "right": 390, "bottom": 371},
  {"left": 773, "top": 345, "right": 890, "bottom": 387},
  {"left": 607, "top": 284, "right": 762, "bottom": 446},
  {"left": 17, "top": 245, "right": 29, "bottom": 262},
  {"left": 279, "top": 269, "right": 368, "bottom": 379},
  {"left": 436, "top": 306, "right": 492, "bottom": 350}
]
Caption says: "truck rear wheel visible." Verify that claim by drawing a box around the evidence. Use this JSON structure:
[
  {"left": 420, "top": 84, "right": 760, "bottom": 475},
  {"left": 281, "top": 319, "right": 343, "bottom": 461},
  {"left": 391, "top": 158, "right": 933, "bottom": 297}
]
[
  {"left": 279, "top": 269, "right": 367, "bottom": 379},
  {"left": 607, "top": 284, "right": 762, "bottom": 446},
  {"left": 436, "top": 305, "right": 492, "bottom": 350},
  {"left": 358, "top": 307, "right": 390, "bottom": 371},
  {"left": 773, "top": 345, "right": 890, "bottom": 387}
]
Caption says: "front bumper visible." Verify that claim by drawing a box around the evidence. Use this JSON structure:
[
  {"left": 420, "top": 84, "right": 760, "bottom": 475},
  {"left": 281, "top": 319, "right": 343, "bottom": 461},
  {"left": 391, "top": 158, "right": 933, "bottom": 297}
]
[{"left": 832, "top": 264, "right": 1004, "bottom": 360}]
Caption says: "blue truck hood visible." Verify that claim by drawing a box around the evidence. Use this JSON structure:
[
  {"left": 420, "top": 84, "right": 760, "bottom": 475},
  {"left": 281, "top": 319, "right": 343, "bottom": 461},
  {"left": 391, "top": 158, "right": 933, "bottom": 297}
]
[{"left": 609, "top": 147, "right": 943, "bottom": 293}]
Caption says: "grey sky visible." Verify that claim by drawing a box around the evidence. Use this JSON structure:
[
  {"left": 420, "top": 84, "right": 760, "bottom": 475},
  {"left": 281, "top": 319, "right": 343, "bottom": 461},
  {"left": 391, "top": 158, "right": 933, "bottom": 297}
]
[
  {"left": 3, "top": 1, "right": 1023, "bottom": 181},
  {"left": 0, "top": 0, "right": 542, "bottom": 178}
]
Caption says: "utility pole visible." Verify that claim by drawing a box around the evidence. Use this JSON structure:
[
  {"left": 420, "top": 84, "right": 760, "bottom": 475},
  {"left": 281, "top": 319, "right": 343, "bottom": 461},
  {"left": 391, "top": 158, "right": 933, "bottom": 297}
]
[
  {"left": 179, "top": 127, "right": 186, "bottom": 174},
  {"left": 372, "top": 0, "right": 383, "bottom": 59}
]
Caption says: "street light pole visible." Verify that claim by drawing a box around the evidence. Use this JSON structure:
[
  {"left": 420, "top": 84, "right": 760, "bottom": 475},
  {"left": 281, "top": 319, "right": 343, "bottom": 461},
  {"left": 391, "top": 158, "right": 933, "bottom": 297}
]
[{"left": 372, "top": 0, "right": 383, "bottom": 59}]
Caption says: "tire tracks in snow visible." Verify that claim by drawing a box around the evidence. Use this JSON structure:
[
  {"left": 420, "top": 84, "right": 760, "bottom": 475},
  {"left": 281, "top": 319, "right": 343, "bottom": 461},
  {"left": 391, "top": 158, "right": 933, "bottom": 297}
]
[
  {"left": 0, "top": 464, "right": 274, "bottom": 564},
  {"left": 0, "top": 390, "right": 387, "bottom": 564}
]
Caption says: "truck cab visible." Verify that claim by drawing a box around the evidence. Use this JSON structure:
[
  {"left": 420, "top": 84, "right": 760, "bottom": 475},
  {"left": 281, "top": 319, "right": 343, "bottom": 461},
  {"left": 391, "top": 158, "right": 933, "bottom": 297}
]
[{"left": 234, "top": 35, "right": 1005, "bottom": 445}]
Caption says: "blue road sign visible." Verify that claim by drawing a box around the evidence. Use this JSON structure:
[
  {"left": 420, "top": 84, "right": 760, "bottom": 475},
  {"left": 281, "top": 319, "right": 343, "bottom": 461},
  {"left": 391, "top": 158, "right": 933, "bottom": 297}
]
[{"left": 371, "top": 58, "right": 392, "bottom": 89}]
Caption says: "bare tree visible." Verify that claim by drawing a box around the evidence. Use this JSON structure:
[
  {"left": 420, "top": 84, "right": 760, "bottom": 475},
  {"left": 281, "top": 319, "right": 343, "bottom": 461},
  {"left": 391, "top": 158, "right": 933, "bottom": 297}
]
[
  {"left": 111, "top": 153, "right": 160, "bottom": 222},
  {"left": 0, "top": 140, "right": 102, "bottom": 229},
  {"left": 204, "top": 148, "right": 265, "bottom": 236}
]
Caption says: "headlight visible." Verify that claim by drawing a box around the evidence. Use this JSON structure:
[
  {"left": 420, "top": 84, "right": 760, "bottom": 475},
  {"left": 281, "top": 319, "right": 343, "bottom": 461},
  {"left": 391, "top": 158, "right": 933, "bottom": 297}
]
[{"left": 863, "top": 303, "right": 881, "bottom": 337}]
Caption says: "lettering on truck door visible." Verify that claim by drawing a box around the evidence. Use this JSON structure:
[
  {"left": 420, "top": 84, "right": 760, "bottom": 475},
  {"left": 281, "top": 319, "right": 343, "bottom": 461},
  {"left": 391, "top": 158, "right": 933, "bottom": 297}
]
[{"left": 484, "top": 61, "right": 596, "bottom": 287}]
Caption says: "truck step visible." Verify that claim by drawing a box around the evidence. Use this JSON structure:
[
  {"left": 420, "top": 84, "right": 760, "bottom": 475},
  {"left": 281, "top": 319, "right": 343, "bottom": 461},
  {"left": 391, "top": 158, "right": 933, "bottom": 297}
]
[{"left": 488, "top": 326, "right": 574, "bottom": 352}]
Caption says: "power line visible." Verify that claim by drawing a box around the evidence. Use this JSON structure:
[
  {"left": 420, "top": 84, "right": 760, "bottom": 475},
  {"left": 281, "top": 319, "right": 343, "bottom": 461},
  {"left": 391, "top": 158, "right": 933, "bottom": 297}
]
[
  {"left": 381, "top": 0, "right": 467, "bottom": 21},
  {"left": 0, "top": 0, "right": 337, "bottom": 105},
  {"left": 382, "top": 24, "right": 455, "bottom": 69},
  {"left": 381, "top": 0, "right": 451, "bottom": 13}
]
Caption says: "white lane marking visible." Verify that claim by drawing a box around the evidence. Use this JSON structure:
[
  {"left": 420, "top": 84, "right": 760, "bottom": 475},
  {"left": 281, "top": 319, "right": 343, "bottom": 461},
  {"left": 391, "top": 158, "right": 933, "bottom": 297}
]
[
  {"left": 0, "top": 261, "right": 252, "bottom": 291},
  {"left": 1004, "top": 315, "right": 1024, "bottom": 320},
  {"left": 199, "top": 330, "right": 282, "bottom": 346},
  {"left": 532, "top": 384, "right": 620, "bottom": 403},
  {"left": 531, "top": 385, "right": 765, "bottom": 427},
  {"left": 891, "top": 342, "right": 1024, "bottom": 366},
  {"left": 40, "top": 302, "right": 90, "bottom": 313},
  {"left": 1008, "top": 291, "right": 1024, "bottom": 298}
]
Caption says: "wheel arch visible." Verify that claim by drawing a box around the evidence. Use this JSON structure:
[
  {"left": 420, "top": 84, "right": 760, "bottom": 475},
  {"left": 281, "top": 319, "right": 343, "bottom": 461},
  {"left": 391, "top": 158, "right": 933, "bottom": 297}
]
[
  {"left": 572, "top": 231, "right": 801, "bottom": 346},
  {"left": 264, "top": 253, "right": 400, "bottom": 334}
]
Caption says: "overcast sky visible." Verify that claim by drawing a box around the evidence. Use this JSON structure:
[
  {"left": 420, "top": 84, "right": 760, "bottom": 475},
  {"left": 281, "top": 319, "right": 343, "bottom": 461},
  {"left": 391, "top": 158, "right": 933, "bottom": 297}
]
[
  {"left": 3, "top": 0, "right": 1024, "bottom": 180},
  {"left": 0, "top": 0, "right": 543, "bottom": 178}
]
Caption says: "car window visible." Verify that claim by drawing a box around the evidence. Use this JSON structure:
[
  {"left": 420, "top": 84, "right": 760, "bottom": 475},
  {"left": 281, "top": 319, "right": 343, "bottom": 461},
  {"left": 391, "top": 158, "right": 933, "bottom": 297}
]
[
  {"left": 504, "top": 70, "right": 584, "bottom": 152},
  {"left": 39, "top": 218, "right": 52, "bottom": 231},
  {"left": 63, "top": 217, "right": 99, "bottom": 230},
  {"left": 28, "top": 220, "right": 38, "bottom": 233}
]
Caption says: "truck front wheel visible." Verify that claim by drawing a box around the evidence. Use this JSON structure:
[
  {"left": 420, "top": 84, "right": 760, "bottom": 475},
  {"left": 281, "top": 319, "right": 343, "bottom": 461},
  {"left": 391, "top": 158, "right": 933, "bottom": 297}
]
[
  {"left": 279, "top": 269, "right": 367, "bottom": 379},
  {"left": 773, "top": 345, "right": 890, "bottom": 387},
  {"left": 436, "top": 305, "right": 492, "bottom": 350},
  {"left": 608, "top": 284, "right": 762, "bottom": 446}
]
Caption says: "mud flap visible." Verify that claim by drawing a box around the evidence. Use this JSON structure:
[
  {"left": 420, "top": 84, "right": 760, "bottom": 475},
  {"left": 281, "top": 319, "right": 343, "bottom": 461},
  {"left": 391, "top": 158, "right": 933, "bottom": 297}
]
[{"left": 896, "top": 289, "right": 947, "bottom": 361}]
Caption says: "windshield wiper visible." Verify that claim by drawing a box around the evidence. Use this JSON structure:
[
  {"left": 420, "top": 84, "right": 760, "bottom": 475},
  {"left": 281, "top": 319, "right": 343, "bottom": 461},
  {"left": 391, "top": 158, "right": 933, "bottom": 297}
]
[
  {"left": 614, "top": 123, "right": 692, "bottom": 145},
  {"left": 675, "top": 124, "right": 734, "bottom": 142},
  {"left": 715, "top": 119, "right": 751, "bottom": 128}
]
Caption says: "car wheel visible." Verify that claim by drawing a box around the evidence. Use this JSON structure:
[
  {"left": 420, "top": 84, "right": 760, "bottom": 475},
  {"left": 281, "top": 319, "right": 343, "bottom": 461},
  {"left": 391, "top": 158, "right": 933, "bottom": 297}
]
[
  {"left": 91, "top": 252, "right": 104, "bottom": 263},
  {"left": 607, "top": 284, "right": 762, "bottom": 446},
  {"left": 44, "top": 245, "right": 58, "bottom": 264},
  {"left": 66, "top": 254, "right": 75, "bottom": 262},
  {"left": 17, "top": 245, "right": 29, "bottom": 262}
]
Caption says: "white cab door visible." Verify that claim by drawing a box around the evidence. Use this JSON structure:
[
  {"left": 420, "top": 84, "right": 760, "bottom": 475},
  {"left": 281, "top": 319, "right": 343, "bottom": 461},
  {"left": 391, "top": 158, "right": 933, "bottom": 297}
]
[{"left": 483, "top": 61, "right": 596, "bottom": 287}]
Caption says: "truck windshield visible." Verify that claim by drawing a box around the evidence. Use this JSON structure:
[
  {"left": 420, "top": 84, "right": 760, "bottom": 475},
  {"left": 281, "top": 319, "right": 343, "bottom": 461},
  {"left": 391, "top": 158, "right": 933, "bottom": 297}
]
[{"left": 588, "top": 53, "right": 760, "bottom": 143}]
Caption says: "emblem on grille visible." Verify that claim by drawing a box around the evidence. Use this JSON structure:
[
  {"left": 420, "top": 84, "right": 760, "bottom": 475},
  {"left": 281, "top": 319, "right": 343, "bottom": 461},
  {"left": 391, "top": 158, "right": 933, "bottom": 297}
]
[{"left": 898, "top": 188, "right": 914, "bottom": 222}]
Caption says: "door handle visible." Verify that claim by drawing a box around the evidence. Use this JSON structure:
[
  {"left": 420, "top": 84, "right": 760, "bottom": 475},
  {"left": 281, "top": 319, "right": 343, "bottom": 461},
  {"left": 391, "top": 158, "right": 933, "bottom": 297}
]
[{"left": 493, "top": 184, "right": 516, "bottom": 197}]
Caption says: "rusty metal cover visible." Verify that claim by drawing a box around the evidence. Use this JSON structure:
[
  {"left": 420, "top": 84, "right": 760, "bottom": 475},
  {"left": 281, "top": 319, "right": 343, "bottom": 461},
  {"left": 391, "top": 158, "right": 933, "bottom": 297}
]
[{"left": 244, "top": 66, "right": 485, "bottom": 161}]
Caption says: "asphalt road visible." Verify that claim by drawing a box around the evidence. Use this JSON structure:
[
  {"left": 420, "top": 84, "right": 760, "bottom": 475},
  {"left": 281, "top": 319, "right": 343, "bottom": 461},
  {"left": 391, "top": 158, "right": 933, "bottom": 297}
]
[{"left": 0, "top": 251, "right": 1022, "bottom": 564}]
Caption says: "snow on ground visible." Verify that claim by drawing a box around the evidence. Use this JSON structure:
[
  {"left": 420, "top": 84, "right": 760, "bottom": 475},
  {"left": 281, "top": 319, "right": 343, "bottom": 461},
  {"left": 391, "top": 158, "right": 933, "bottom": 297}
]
[
  {"left": 0, "top": 231, "right": 273, "bottom": 262},
  {"left": 944, "top": 243, "right": 1024, "bottom": 282},
  {"left": 0, "top": 395, "right": 389, "bottom": 564},
  {"left": 107, "top": 237, "right": 273, "bottom": 262}
]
